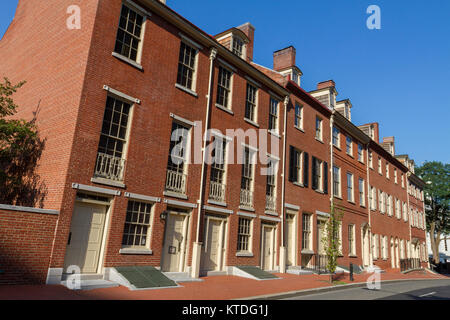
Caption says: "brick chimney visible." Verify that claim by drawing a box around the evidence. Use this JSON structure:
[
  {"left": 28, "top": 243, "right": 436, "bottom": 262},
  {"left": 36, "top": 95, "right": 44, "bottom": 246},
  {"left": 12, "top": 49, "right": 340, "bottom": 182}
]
[
  {"left": 317, "top": 80, "right": 336, "bottom": 90},
  {"left": 273, "top": 46, "right": 296, "bottom": 72},
  {"left": 237, "top": 22, "right": 255, "bottom": 62}
]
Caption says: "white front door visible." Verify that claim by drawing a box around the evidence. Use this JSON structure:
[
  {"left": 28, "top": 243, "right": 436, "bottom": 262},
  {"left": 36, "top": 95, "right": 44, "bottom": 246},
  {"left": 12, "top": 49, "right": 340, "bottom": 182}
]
[
  {"left": 64, "top": 202, "right": 107, "bottom": 274},
  {"left": 162, "top": 213, "right": 189, "bottom": 272},
  {"left": 285, "top": 214, "right": 296, "bottom": 266},
  {"left": 201, "top": 216, "right": 227, "bottom": 273},
  {"left": 261, "top": 225, "right": 276, "bottom": 271}
]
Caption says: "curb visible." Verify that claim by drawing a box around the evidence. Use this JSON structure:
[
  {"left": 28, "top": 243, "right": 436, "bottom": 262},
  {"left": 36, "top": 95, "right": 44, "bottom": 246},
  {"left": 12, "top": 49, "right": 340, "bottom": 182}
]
[{"left": 237, "top": 277, "right": 450, "bottom": 300}]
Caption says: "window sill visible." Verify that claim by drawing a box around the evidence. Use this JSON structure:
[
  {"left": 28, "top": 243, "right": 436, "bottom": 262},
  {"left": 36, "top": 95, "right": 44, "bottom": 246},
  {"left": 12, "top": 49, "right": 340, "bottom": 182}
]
[
  {"left": 333, "top": 144, "right": 341, "bottom": 151},
  {"left": 360, "top": 205, "right": 366, "bottom": 209},
  {"left": 215, "top": 103, "right": 234, "bottom": 115},
  {"left": 207, "top": 199, "right": 227, "bottom": 207},
  {"left": 349, "top": 254, "right": 358, "bottom": 258},
  {"left": 244, "top": 118, "right": 259, "bottom": 128},
  {"left": 315, "top": 189, "right": 325, "bottom": 195},
  {"left": 236, "top": 252, "right": 254, "bottom": 257},
  {"left": 163, "top": 190, "right": 188, "bottom": 200},
  {"left": 239, "top": 205, "right": 255, "bottom": 212},
  {"left": 315, "top": 137, "right": 324, "bottom": 144},
  {"left": 347, "top": 153, "right": 354, "bottom": 158},
  {"left": 119, "top": 248, "right": 153, "bottom": 255},
  {"left": 301, "top": 249, "right": 314, "bottom": 255},
  {"left": 294, "top": 126, "right": 304, "bottom": 133},
  {"left": 269, "top": 130, "right": 281, "bottom": 139},
  {"left": 334, "top": 195, "right": 343, "bottom": 200},
  {"left": 358, "top": 160, "right": 365, "bottom": 164},
  {"left": 293, "top": 182, "right": 304, "bottom": 188},
  {"left": 175, "top": 83, "right": 198, "bottom": 97},
  {"left": 91, "top": 177, "right": 126, "bottom": 189},
  {"left": 112, "top": 52, "right": 143, "bottom": 71},
  {"left": 264, "top": 210, "right": 278, "bottom": 217},
  {"left": 348, "top": 200, "right": 356, "bottom": 205}
]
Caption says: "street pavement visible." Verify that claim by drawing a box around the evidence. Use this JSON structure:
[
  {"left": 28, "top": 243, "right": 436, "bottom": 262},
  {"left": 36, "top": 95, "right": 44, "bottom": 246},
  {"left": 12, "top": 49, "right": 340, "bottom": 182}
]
[{"left": 283, "top": 279, "right": 450, "bottom": 300}]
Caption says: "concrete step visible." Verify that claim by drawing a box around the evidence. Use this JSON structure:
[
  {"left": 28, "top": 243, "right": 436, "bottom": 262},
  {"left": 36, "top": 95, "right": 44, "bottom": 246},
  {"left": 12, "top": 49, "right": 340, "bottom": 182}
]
[
  {"left": 61, "top": 273, "right": 104, "bottom": 281},
  {"left": 163, "top": 272, "right": 203, "bottom": 283},
  {"left": 286, "top": 268, "right": 314, "bottom": 275},
  {"left": 61, "top": 279, "right": 119, "bottom": 291}
]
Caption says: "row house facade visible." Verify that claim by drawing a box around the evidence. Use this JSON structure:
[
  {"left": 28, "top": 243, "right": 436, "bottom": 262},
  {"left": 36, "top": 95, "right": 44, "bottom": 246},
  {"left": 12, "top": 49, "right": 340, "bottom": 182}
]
[{"left": 0, "top": 0, "right": 428, "bottom": 285}]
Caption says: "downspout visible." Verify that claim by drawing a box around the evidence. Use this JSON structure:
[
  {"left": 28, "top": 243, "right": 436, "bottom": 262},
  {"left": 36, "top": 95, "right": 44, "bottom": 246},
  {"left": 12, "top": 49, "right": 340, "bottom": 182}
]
[
  {"left": 406, "top": 172, "right": 412, "bottom": 258},
  {"left": 365, "top": 142, "right": 373, "bottom": 267},
  {"left": 421, "top": 189, "right": 430, "bottom": 268},
  {"left": 191, "top": 47, "right": 217, "bottom": 278},
  {"left": 279, "top": 96, "right": 289, "bottom": 273},
  {"left": 329, "top": 112, "right": 334, "bottom": 207}
]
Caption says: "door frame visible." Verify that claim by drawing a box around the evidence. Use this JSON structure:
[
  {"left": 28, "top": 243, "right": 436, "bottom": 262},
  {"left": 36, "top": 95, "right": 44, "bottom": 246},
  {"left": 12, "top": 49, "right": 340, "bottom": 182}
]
[
  {"left": 285, "top": 211, "right": 298, "bottom": 267},
  {"left": 260, "top": 223, "right": 277, "bottom": 271},
  {"left": 161, "top": 209, "right": 191, "bottom": 273},
  {"left": 65, "top": 194, "right": 113, "bottom": 275},
  {"left": 201, "top": 214, "right": 228, "bottom": 273}
]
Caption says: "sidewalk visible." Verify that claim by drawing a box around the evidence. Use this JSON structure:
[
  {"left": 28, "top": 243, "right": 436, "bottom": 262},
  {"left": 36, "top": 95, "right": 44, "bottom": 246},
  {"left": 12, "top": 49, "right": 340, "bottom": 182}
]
[{"left": 0, "top": 270, "right": 447, "bottom": 300}]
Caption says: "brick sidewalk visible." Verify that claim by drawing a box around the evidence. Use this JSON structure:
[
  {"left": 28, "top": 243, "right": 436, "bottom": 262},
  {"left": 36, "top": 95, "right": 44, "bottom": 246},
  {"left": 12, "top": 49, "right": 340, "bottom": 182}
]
[{"left": 0, "top": 270, "right": 447, "bottom": 300}]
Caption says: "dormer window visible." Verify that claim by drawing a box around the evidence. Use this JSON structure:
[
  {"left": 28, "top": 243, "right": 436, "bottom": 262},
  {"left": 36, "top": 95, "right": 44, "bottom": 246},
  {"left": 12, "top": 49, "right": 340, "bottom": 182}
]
[
  {"left": 292, "top": 70, "right": 300, "bottom": 86},
  {"left": 232, "top": 36, "right": 244, "bottom": 58}
]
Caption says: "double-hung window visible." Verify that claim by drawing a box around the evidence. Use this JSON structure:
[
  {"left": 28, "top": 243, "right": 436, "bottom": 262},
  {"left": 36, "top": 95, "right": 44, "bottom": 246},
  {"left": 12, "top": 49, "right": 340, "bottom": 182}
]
[
  {"left": 114, "top": 5, "right": 144, "bottom": 62},
  {"left": 348, "top": 224, "right": 356, "bottom": 256},
  {"left": 265, "top": 160, "right": 277, "bottom": 211},
  {"left": 210, "top": 138, "right": 227, "bottom": 202},
  {"left": 290, "top": 147, "right": 304, "bottom": 185},
  {"left": 396, "top": 199, "right": 401, "bottom": 219},
  {"left": 332, "top": 127, "right": 340, "bottom": 147},
  {"left": 122, "top": 201, "right": 153, "bottom": 248},
  {"left": 240, "top": 147, "right": 255, "bottom": 208},
  {"left": 232, "top": 36, "right": 244, "bottom": 58},
  {"left": 216, "top": 66, "right": 232, "bottom": 109},
  {"left": 245, "top": 83, "right": 257, "bottom": 122},
  {"left": 269, "top": 98, "right": 279, "bottom": 133},
  {"left": 386, "top": 163, "right": 390, "bottom": 179},
  {"left": 95, "top": 96, "right": 131, "bottom": 182},
  {"left": 378, "top": 158, "right": 382, "bottom": 175},
  {"left": 237, "top": 217, "right": 252, "bottom": 253},
  {"left": 333, "top": 166, "right": 341, "bottom": 197},
  {"left": 177, "top": 41, "right": 198, "bottom": 91},
  {"left": 302, "top": 214, "right": 312, "bottom": 251},
  {"left": 312, "top": 157, "right": 325, "bottom": 192},
  {"left": 358, "top": 144, "right": 364, "bottom": 162},
  {"left": 394, "top": 169, "right": 398, "bottom": 184},
  {"left": 369, "top": 151, "right": 373, "bottom": 168},
  {"left": 346, "top": 136, "right": 353, "bottom": 156},
  {"left": 359, "top": 178, "right": 365, "bottom": 206},
  {"left": 295, "top": 103, "right": 303, "bottom": 130},
  {"left": 165, "top": 121, "right": 190, "bottom": 194},
  {"left": 347, "top": 173, "right": 354, "bottom": 202},
  {"left": 315, "top": 117, "right": 323, "bottom": 141}
]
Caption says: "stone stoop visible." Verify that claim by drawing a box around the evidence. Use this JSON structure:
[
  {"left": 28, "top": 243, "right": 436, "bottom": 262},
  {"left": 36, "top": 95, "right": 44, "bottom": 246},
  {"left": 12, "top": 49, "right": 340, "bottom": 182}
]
[{"left": 61, "top": 273, "right": 119, "bottom": 290}]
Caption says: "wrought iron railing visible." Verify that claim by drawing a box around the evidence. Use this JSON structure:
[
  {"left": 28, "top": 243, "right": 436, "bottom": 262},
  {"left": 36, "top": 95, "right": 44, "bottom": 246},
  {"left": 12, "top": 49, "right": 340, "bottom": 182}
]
[
  {"left": 94, "top": 152, "right": 125, "bottom": 181},
  {"left": 240, "top": 189, "right": 253, "bottom": 208},
  {"left": 400, "top": 258, "right": 421, "bottom": 272},
  {"left": 302, "top": 254, "right": 329, "bottom": 274},
  {"left": 165, "top": 169, "right": 187, "bottom": 194},
  {"left": 265, "top": 195, "right": 276, "bottom": 211},
  {"left": 209, "top": 181, "right": 226, "bottom": 202}
]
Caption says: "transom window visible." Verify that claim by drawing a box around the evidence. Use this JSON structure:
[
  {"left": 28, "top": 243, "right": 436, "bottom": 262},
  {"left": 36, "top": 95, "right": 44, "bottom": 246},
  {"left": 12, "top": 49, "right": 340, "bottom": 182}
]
[
  {"left": 122, "top": 201, "right": 152, "bottom": 247},
  {"left": 237, "top": 217, "right": 252, "bottom": 252},
  {"left": 217, "top": 66, "right": 232, "bottom": 108},
  {"left": 269, "top": 98, "right": 279, "bottom": 132},
  {"left": 177, "top": 42, "right": 197, "bottom": 90},
  {"left": 245, "top": 83, "right": 257, "bottom": 122},
  {"left": 114, "top": 5, "right": 144, "bottom": 62},
  {"left": 295, "top": 103, "right": 303, "bottom": 129}
]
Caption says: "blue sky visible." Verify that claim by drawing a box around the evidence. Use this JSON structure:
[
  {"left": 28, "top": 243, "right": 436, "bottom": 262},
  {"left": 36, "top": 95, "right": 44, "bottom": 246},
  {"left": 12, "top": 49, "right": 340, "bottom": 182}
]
[{"left": 1, "top": 0, "right": 449, "bottom": 165}]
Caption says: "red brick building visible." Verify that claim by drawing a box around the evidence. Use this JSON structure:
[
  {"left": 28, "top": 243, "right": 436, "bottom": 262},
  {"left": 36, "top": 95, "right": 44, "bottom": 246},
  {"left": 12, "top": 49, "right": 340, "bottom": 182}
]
[{"left": 0, "top": 0, "right": 427, "bottom": 285}]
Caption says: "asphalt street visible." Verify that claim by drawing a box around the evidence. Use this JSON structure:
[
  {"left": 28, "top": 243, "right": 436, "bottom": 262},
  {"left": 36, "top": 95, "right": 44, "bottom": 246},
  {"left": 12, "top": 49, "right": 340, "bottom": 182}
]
[{"left": 282, "top": 279, "right": 450, "bottom": 300}]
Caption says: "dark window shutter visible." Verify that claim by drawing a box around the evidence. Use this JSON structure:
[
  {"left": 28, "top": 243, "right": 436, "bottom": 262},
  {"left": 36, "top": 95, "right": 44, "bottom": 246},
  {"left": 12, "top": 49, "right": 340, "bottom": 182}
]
[
  {"left": 312, "top": 156, "right": 317, "bottom": 190},
  {"left": 324, "top": 161, "right": 328, "bottom": 194},
  {"left": 289, "top": 146, "right": 295, "bottom": 182},
  {"left": 303, "top": 152, "right": 309, "bottom": 187}
]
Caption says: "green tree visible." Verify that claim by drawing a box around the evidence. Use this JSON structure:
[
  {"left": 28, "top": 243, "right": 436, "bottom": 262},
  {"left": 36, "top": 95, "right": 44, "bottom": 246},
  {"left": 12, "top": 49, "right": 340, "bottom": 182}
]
[
  {"left": 0, "top": 78, "right": 47, "bottom": 207},
  {"left": 416, "top": 161, "right": 450, "bottom": 264},
  {"left": 322, "top": 205, "right": 343, "bottom": 282}
]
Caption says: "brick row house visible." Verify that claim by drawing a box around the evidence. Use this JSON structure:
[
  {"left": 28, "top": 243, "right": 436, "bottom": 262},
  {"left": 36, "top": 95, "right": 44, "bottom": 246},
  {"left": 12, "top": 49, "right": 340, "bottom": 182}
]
[{"left": 0, "top": 0, "right": 428, "bottom": 285}]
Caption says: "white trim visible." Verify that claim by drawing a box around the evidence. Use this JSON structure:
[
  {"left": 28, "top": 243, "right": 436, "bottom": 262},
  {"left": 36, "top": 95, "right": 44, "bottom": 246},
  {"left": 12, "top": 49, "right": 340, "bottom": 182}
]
[
  {"left": 237, "top": 211, "right": 257, "bottom": 219},
  {"left": 119, "top": 248, "right": 153, "bottom": 255},
  {"left": 112, "top": 52, "right": 144, "bottom": 70},
  {"left": 285, "top": 203, "right": 300, "bottom": 211},
  {"left": 269, "top": 91, "right": 283, "bottom": 102},
  {"left": 179, "top": 33, "right": 203, "bottom": 50},
  {"left": 103, "top": 85, "right": 141, "bottom": 104},
  {"left": 0, "top": 204, "right": 59, "bottom": 216},
  {"left": 217, "top": 57, "right": 237, "bottom": 73},
  {"left": 245, "top": 76, "right": 261, "bottom": 88},
  {"left": 72, "top": 183, "right": 121, "bottom": 196},
  {"left": 266, "top": 152, "right": 280, "bottom": 161},
  {"left": 175, "top": 83, "right": 198, "bottom": 97},
  {"left": 204, "top": 205, "right": 233, "bottom": 215},
  {"left": 163, "top": 198, "right": 197, "bottom": 209},
  {"left": 124, "top": 192, "right": 161, "bottom": 203},
  {"left": 125, "top": 0, "right": 152, "bottom": 17},
  {"left": 210, "top": 129, "right": 233, "bottom": 141},
  {"left": 260, "top": 216, "right": 281, "bottom": 223},
  {"left": 169, "top": 113, "right": 197, "bottom": 127},
  {"left": 316, "top": 210, "right": 330, "bottom": 218},
  {"left": 241, "top": 142, "right": 258, "bottom": 152}
]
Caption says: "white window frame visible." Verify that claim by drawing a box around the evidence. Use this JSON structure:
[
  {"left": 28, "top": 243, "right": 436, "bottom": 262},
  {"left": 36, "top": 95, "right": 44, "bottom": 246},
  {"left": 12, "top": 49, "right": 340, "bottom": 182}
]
[
  {"left": 333, "top": 166, "right": 341, "bottom": 198},
  {"left": 347, "top": 172, "right": 354, "bottom": 203},
  {"left": 294, "top": 103, "right": 304, "bottom": 130},
  {"left": 237, "top": 217, "right": 253, "bottom": 253},
  {"left": 346, "top": 136, "right": 353, "bottom": 156},
  {"left": 359, "top": 178, "right": 365, "bottom": 207},
  {"left": 315, "top": 117, "right": 323, "bottom": 141}
]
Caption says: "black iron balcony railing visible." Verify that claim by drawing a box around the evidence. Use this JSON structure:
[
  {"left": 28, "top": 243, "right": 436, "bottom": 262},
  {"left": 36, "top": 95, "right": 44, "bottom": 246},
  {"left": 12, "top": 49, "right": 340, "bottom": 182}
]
[{"left": 400, "top": 258, "right": 421, "bottom": 272}]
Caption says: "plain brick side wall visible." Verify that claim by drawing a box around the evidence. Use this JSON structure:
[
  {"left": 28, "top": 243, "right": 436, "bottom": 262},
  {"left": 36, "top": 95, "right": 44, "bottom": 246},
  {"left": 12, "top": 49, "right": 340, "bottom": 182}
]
[{"left": 0, "top": 209, "right": 58, "bottom": 284}]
